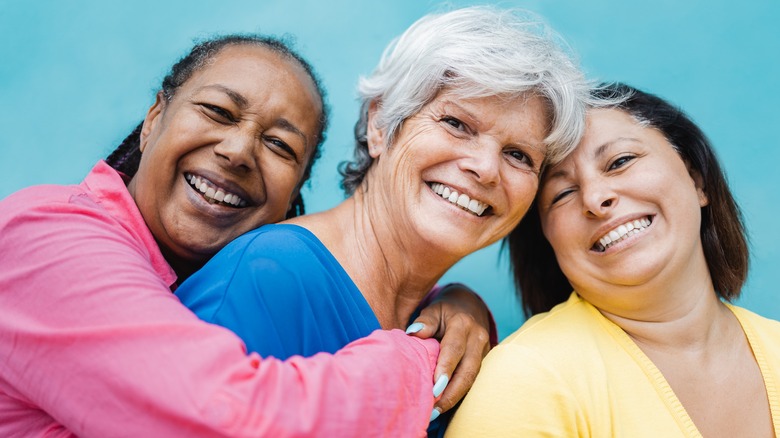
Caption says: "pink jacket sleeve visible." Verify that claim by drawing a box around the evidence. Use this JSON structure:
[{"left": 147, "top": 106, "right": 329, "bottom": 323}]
[{"left": 0, "top": 193, "right": 438, "bottom": 437}]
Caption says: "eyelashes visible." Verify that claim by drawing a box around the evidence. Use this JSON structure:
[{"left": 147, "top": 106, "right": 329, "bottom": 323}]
[{"left": 202, "top": 104, "right": 237, "bottom": 124}]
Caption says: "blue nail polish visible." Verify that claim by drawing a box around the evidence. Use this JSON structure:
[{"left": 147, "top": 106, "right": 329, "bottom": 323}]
[
  {"left": 432, "top": 374, "right": 449, "bottom": 398},
  {"left": 405, "top": 322, "right": 424, "bottom": 334},
  {"left": 430, "top": 408, "right": 441, "bottom": 422}
]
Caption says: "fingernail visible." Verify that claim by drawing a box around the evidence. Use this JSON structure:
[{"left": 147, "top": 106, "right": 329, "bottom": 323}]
[
  {"left": 432, "top": 374, "right": 449, "bottom": 398},
  {"left": 429, "top": 407, "right": 441, "bottom": 422},
  {"left": 405, "top": 322, "right": 424, "bottom": 334}
]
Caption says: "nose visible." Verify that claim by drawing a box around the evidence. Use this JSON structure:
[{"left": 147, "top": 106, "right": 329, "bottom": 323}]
[
  {"left": 458, "top": 140, "right": 501, "bottom": 186},
  {"left": 581, "top": 178, "right": 617, "bottom": 218},
  {"left": 213, "top": 130, "right": 257, "bottom": 172}
]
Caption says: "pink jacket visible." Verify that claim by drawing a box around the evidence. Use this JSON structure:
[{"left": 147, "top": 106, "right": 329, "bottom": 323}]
[{"left": 0, "top": 161, "right": 438, "bottom": 437}]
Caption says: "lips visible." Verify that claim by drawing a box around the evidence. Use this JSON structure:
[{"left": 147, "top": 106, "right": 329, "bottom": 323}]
[
  {"left": 428, "top": 182, "right": 490, "bottom": 216},
  {"left": 185, "top": 173, "right": 247, "bottom": 207},
  {"left": 592, "top": 216, "right": 652, "bottom": 252}
]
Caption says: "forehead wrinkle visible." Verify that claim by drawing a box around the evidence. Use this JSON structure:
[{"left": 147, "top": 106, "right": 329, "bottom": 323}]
[
  {"left": 197, "top": 84, "right": 249, "bottom": 108},
  {"left": 542, "top": 166, "right": 570, "bottom": 186}
]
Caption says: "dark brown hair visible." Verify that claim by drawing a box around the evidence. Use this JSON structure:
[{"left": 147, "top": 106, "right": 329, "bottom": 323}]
[{"left": 505, "top": 82, "right": 749, "bottom": 317}]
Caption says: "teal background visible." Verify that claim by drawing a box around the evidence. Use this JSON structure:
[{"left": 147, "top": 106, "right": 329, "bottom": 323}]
[{"left": 1, "top": 0, "right": 778, "bottom": 339}]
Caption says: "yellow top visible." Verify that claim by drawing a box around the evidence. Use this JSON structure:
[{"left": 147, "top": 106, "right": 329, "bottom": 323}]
[{"left": 447, "top": 293, "right": 780, "bottom": 437}]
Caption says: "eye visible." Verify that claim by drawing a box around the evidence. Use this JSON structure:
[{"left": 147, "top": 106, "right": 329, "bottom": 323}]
[
  {"left": 505, "top": 149, "right": 535, "bottom": 168},
  {"left": 550, "top": 187, "right": 576, "bottom": 205},
  {"left": 201, "top": 104, "right": 237, "bottom": 124},
  {"left": 608, "top": 154, "right": 635, "bottom": 171},
  {"left": 263, "top": 136, "right": 299, "bottom": 162},
  {"left": 440, "top": 116, "right": 468, "bottom": 132}
]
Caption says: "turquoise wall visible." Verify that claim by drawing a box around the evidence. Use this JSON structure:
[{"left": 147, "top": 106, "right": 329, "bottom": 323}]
[{"left": 2, "top": 0, "right": 778, "bottom": 338}]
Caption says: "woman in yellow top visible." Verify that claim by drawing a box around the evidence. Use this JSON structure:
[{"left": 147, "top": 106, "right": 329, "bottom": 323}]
[{"left": 447, "top": 83, "right": 780, "bottom": 437}]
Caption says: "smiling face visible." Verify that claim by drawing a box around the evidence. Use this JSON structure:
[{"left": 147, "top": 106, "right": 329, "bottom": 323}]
[
  {"left": 538, "top": 108, "right": 710, "bottom": 311},
  {"left": 127, "top": 44, "right": 322, "bottom": 273},
  {"left": 364, "top": 89, "right": 549, "bottom": 258}
]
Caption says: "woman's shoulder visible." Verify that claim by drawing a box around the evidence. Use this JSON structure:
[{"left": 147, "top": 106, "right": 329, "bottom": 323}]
[
  {"left": 204, "top": 223, "right": 346, "bottom": 288},
  {"left": 1, "top": 161, "right": 129, "bottom": 226},
  {"left": 726, "top": 303, "right": 780, "bottom": 332},
  {"left": 222, "top": 224, "right": 327, "bottom": 258},
  {"left": 505, "top": 293, "right": 601, "bottom": 343},
  {"left": 1, "top": 181, "right": 84, "bottom": 219},
  {"left": 488, "top": 293, "right": 613, "bottom": 370},
  {"left": 728, "top": 303, "right": 780, "bottom": 343}
]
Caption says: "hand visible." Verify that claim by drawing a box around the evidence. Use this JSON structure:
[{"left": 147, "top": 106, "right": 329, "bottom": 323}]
[{"left": 406, "top": 283, "right": 494, "bottom": 417}]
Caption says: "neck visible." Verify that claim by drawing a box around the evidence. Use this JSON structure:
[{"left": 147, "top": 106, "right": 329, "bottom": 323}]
[
  {"left": 288, "top": 189, "right": 460, "bottom": 329},
  {"left": 590, "top": 254, "right": 735, "bottom": 352},
  {"left": 158, "top": 245, "right": 204, "bottom": 287},
  {"left": 601, "top": 292, "right": 734, "bottom": 352}
]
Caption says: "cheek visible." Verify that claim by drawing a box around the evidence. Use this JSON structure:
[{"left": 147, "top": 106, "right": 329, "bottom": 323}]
[
  {"left": 541, "top": 214, "right": 570, "bottom": 254},
  {"left": 267, "top": 166, "right": 306, "bottom": 206},
  {"left": 507, "top": 175, "right": 539, "bottom": 214}
]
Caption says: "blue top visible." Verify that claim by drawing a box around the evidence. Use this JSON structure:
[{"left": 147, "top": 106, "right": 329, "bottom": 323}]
[
  {"left": 175, "top": 224, "right": 381, "bottom": 359},
  {"left": 176, "top": 223, "right": 450, "bottom": 436}
]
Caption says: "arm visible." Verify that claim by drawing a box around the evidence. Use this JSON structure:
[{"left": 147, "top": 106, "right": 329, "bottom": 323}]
[
  {"left": 408, "top": 283, "right": 497, "bottom": 414},
  {"left": 0, "top": 200, "right": 438, "bottom": 437}
]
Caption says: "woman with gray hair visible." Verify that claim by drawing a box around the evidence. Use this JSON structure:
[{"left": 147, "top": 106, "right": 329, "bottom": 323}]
[{"left": 176, "top": 5, "right": 592, "bottom": 434}]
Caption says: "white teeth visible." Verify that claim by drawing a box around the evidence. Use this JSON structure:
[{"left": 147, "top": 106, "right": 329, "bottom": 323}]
[
  {"left": 185, "top": 173, "right": 246, "bottom": 207},
  {"left": 468, "top": 199, "right": 480, "bottom": 214},
  {"left": 596, "top": 217, "right": 652, "bottom": 252},
  {"left": 457, "top": 194, "right": 469, "bottom": 208},
  {"left": 429, "top": 182, "right": 490, "bottom": 217}
]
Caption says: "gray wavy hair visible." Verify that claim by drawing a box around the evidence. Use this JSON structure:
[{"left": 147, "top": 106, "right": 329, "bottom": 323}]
[{"left": 340, "top": 6, "right": 594, "bottom": 194}]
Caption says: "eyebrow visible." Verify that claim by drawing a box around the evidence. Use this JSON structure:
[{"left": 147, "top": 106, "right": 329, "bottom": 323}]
[
  {"left": 276, "top": 118, "right": 309, "bottom": 148},
  {"left": 544, "top": 137, "right": 640, "bottom": 182},
  {"left": 439, "top": 99, "right": 480, "bottom": 127},
  {"left": 197, "top": 84, "right": 309, "bottom": 147},
  {"left": 202, "top": 84, "right": 249, "bottom": 108}
]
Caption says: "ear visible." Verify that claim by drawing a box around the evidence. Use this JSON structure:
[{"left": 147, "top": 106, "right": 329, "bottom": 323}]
[
  {"left": 139, "top": 91, "right": 165, "bottom": 153},
  {"left": 366, "top": 100, "right": 387, "bottom": 159},
  {"left": 686, "top": 161, "right": 709, "bottom": 207}
]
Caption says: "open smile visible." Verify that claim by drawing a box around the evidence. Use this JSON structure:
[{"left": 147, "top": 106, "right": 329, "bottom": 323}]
[
  {"left": 592, "top": 216, "right": 653, "bottom": 252},
  {"left": 185, "top": 173, "right": 247, "bottom": 208},
  {"left": 428, "top": 182, "right": 491, "bottom": 217}
]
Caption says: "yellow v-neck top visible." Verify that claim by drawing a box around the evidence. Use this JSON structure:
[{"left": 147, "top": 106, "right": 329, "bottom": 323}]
[{"left": 447, "top": 293, "right": 780, "bottom": 437}]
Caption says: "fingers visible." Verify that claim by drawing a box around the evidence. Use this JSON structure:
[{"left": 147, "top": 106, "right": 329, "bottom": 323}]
[
  {"left": 405, "top": 304, "right": 444, "bottom": 340},
  {"left": 434, "top": 341, "right": 483, "bottom": 413},
  {"left": 430, "top": 319, "right": 466, "bottom": 413}
]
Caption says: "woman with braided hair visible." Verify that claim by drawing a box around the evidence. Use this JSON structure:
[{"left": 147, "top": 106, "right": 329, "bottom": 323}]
[{"left": 0, "top": 33, "right": 496, "bottom": 437}]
